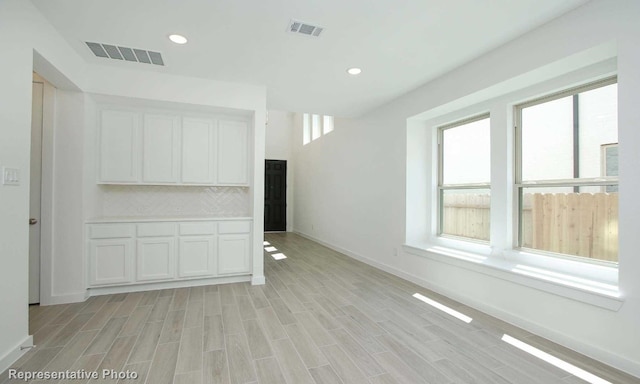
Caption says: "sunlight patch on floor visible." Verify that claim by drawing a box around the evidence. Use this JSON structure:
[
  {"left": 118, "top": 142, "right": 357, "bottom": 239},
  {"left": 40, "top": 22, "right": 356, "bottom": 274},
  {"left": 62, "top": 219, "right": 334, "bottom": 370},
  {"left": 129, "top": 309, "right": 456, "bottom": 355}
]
[
  {"left": 271, "top": 253, "right": 287, "bottom": 260},
  {"left": 501, "top": 334, "right": 611, "bottom": 384},
  {"left": 412, "top": 292, "right": 472, "bottom": 323}
]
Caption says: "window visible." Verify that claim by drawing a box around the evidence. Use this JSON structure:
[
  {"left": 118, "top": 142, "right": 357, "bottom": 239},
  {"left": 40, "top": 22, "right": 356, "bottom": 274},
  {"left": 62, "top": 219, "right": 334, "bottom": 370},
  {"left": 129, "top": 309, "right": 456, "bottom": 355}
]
[
  {"left": 302, "top": 113, "right": 311, "bottom": 145},
  {"left": 323, "top": 115, "right": 334, "bottom": 134},
  {"left": 438, "top": 115, "right": 491, "bottom": 242},
  {"left": 311, "top": 114, "right": 321, "bottom": 140},
  {"left": 302, "top": 113, "right": 334, "bottom": 145},
  {"left": 515, "top": 78, "right": 618, "bottom": 263}
]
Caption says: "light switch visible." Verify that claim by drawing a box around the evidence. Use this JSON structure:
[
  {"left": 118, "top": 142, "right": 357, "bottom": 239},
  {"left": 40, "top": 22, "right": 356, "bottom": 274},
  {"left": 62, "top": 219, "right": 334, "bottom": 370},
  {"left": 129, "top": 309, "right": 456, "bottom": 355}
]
[{"left": 2, "top": 167, "right": 20, "bottom": 186}]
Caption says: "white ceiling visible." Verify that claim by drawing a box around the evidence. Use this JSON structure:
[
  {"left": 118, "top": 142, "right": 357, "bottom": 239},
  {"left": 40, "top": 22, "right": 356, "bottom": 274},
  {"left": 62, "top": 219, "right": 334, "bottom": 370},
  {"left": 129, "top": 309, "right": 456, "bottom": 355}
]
[{"left": 32, "top": 0, "right": 587, "bottom": 117}]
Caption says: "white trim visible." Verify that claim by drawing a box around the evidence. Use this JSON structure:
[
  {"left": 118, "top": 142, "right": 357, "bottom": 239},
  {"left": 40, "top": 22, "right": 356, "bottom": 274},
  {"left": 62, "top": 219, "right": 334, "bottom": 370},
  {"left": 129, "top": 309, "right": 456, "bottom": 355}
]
[
  {"left": 88, "top": 275, "right": 250, "bottom": 296},
  {"left": 505, "top": 248, "right": 618, "bottom": 283},
  {"left": 41, "top": 291, "right": 88, "bottom": 306},
  {"left": 38, "top": 79, "right": 55, "bottom": 306},
  {"left": 404, "top": 244, "right": 621, "bottom": 309},
  {"left": 293, "top": 231, "right": 639, "bottom": 378},
  {"left": 251, "top": 275, "right": 266, "bottom": 285},
  {"left": 0, "top": 336, "right": 33, "bottom": 375},
  {"left": 251, "top": 111, "right": 266, "bottom": 292}
]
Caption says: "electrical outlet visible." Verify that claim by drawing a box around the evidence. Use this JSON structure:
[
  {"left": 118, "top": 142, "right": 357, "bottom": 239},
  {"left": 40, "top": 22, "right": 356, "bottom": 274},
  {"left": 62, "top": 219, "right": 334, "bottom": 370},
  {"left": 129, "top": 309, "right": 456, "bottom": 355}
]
[
  {"left": 393, "top": 248, "right": 398, "bottom": 257},
  {"left": 2, "top": 167, "right": 20, "bottom": 186}
]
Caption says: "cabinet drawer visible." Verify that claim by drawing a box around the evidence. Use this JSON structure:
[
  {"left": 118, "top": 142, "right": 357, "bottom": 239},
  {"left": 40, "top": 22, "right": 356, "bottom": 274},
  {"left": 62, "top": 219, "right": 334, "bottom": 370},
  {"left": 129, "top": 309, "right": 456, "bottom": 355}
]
[
  {"left": 179, "top": 222, "right": 216, "bottom": 236},
  {"left": 89, "top": 224, "right": 135, "bottom": 239},
  {"left": 218, "top": 221, "right": 251, "bottom": 234},
  {"left": 137, "top": 223, "right": 176, "bottom": 237}
]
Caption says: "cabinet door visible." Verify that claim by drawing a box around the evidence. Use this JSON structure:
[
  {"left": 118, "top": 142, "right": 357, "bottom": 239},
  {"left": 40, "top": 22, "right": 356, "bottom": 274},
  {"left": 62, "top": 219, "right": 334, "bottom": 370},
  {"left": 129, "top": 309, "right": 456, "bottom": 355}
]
[
  {"left": 217, "top": 234, "right": 250, "bottom": 275},
  {"left": 99, "top": 110, "right": 140, "bottom": 183},
  {"left": 182, "top": 117, "right": 216, "bottom": 184},
  {"left": 217, "top": 120, "right": 248, "bottom": 185},
  {"left": 89, "top": 239, "right": 133, "bottom": 286},
  {"left": 142, "top": 114, "right": 180, "bottom": 183},
  {"left": 179, "top": 237, "right": 216, "bottom": 278},
  {"left": 137, "top": 238, "right": 175, "bottom": 281}
]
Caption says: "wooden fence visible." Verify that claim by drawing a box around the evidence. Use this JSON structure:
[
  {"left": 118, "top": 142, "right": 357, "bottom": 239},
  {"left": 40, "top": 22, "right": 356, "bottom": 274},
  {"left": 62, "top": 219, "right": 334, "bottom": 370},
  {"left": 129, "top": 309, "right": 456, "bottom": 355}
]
[{"left": 442, "top": 192, "right": 618, "bottom": 262}]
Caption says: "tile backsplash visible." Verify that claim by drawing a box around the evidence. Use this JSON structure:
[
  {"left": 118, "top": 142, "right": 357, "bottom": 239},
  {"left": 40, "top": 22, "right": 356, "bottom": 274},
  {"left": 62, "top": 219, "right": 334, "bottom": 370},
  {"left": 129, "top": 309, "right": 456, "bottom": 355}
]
[{"left": 101, "top": 185, "right": 250, "bottom": 217}]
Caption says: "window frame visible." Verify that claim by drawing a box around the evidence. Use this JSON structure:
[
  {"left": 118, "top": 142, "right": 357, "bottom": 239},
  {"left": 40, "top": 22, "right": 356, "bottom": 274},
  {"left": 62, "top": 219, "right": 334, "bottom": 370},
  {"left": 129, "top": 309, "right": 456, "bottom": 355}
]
[
  {"left": 437, "top": 113, "right": 491, "bottom": 243},
  {"left": 513, "top": 76, "right": 618, "bottom": 265}
]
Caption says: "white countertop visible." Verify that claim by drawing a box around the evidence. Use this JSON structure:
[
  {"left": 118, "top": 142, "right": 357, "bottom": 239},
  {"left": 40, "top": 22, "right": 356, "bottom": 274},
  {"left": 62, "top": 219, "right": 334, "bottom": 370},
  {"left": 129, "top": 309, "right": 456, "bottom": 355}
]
[{"left": 86, "top": 216, "right": 253, "bottom": 224}]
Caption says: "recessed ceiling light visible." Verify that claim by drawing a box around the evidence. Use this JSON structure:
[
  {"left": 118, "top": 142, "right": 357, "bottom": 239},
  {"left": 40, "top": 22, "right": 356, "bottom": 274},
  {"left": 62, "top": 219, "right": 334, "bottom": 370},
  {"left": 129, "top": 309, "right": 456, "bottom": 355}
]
[
  {"left": 168, "top": 34, "right": 188, "bottom": 44},
  {"left": 347, "top": 67, "right": 362, "bottom": 75}
]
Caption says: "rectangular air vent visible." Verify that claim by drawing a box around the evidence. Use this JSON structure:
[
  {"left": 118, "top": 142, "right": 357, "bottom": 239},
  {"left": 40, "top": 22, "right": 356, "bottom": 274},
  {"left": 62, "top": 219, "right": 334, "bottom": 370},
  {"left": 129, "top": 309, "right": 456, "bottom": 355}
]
[
  {"left": 85, "top": 42, "right": 165, "bottom": 66},
  {"left": 287, "top": 20, "right": 324, "bottom": 37}
]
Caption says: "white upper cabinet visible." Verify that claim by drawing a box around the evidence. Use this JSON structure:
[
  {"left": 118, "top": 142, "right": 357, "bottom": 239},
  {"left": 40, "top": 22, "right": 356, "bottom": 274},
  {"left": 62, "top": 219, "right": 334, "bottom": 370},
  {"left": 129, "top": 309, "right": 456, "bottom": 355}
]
[
  {"left": 217, "top": 120, "right": 249, "bottom": 185},
  {"left": 142, "top": 114, "right": 180, "bottom": 183},
  {"left": 97, "top": 106, "right": 249, "bottom": 186},
  {"left": 181, "top": 117, "right": 216, "bottom": 184},
  {"left": 99, "top": 110, "right": 140, "bottom": 183}
]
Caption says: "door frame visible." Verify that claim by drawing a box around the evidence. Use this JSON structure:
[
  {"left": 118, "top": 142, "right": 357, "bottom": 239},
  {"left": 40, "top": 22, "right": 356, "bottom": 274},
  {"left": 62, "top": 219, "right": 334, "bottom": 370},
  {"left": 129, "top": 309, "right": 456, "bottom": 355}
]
[{"left": 32, "top": 73, "right": 55, "bottom": 305}]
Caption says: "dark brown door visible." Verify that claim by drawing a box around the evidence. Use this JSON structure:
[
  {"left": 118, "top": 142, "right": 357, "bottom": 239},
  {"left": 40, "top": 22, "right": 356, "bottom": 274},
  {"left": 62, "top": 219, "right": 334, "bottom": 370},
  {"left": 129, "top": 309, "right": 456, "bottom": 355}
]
[{"left": 265, "top": 160, "right": 287, "bottom": 231}]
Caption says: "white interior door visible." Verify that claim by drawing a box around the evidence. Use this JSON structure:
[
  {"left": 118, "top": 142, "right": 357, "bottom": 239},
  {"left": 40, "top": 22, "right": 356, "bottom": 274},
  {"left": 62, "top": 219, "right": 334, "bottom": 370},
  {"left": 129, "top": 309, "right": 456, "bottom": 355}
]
[{"left": 29, "top": 81, "right": 44, "bottom": 304}]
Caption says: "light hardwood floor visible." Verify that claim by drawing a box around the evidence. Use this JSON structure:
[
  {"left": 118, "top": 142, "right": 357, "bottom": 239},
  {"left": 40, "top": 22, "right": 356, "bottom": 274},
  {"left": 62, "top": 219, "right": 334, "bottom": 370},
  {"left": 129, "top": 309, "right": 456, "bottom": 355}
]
[{"left": 2, "top": 233, "right": 638, "bottom": 384}]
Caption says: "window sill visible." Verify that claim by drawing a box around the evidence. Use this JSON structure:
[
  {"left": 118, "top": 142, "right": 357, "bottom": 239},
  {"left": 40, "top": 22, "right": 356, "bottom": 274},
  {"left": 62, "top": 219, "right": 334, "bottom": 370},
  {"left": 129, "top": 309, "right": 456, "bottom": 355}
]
[{"left": 403, "top": 242, "right": 623, "bottom": 311}]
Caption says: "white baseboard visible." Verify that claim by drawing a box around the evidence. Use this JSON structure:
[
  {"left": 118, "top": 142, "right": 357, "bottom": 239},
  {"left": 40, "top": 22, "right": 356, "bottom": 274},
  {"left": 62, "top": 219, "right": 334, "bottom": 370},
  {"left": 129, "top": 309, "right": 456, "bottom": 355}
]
[
  {"left": 294, "top": 230, "right": 640, "bottom": 379},
  {"left": 0, "top": 336, "right": 33, "bottom": 375},
  {"left": 251, "top": 275, "right": 266, "bottom": 285},
  {"left": 39, "top": 291, "right": 88, "bottom": 306},
  {"left": 88, "top": 275, "right": 250, "bottom": 296}
]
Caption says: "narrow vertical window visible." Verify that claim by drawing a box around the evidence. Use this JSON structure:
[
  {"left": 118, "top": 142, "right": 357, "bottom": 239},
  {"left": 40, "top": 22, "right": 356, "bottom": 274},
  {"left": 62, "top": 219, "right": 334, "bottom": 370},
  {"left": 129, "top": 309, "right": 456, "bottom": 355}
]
[
  {"left": 438, "top": 115, "right": 491, "bottom": 242},
  {"left": 323, "top": 115, "right": 334, "bottom": 134},
  {"left": 303, "top": 113, "right": 311, "bottom": 145},
  {"left": 312, "top": 114, "right": 321, "bottom": 140}
]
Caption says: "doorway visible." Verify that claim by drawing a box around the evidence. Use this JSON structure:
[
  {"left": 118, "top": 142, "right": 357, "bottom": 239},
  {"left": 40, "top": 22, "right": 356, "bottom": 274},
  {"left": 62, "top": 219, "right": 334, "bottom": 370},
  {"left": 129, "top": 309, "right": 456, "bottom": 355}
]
[
  {"left": 264, "top": 160, "right": 287, "bottom": 232},
  {"left": 30, "top": 76, "right": 44, "bottom": 304}
]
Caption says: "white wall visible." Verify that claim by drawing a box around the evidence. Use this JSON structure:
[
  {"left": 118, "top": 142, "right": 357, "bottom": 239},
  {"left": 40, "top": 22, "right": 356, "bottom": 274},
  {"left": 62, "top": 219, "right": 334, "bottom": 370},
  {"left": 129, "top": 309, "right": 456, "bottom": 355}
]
[
  {"left": 293, "top": 0, "right": 640, "bottom": 377},
  {"left": 53, "top": 75, "right": 267, "bottom": 298},
  {"left": 266, "top": 110, "right": 294, "bottom": 231},
  {"left": 0, "top": 0, "right": 87, "bottom": 373},
  {"left": 86, "top": 66, "right": 265, "bottom": 112},
  {"left": 0, "top": 0, "right": 268, "bottom": 371},
  {"left": 50, "top": 90, "right": 87, "bottom": 302}
]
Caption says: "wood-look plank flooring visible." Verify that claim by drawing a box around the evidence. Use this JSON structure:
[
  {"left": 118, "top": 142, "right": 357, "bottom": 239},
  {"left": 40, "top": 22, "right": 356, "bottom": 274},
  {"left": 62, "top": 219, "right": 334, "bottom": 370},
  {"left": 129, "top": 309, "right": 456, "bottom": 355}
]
[{"left": 2, "top": 233, "right": 638, "bottom": 383}]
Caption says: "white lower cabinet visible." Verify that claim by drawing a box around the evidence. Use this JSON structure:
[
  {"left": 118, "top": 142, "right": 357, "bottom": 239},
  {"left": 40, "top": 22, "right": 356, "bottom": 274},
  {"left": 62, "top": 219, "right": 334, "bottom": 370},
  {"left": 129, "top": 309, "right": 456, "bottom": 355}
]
[
  {"left": 137, "top": 238, "right": 175, "bottom": 281},
  {"left": 217, "top": 221, "right": 251, "bottom": 275},
  {"left": 218, "top": 234, "right": 251, "bottom": 275},
  {"left": 179, "top": 237, "right": 215, "bottom": 277},
  {"left": 87, "top": 220, "right": 251, "bottom": 288},
  {"left": 89, "top": 239, "right": 134, "bottom": 286}
]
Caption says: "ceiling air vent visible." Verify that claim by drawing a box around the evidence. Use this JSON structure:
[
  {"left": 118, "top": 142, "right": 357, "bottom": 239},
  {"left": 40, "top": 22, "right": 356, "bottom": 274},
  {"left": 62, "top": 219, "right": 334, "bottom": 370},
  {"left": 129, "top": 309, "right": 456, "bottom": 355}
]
[
  {"left": 287, "top": 20, "right": 324, "bottom": 37},
  {"left": 85, "top": 42, "right": 165, "bottom": 66}
]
